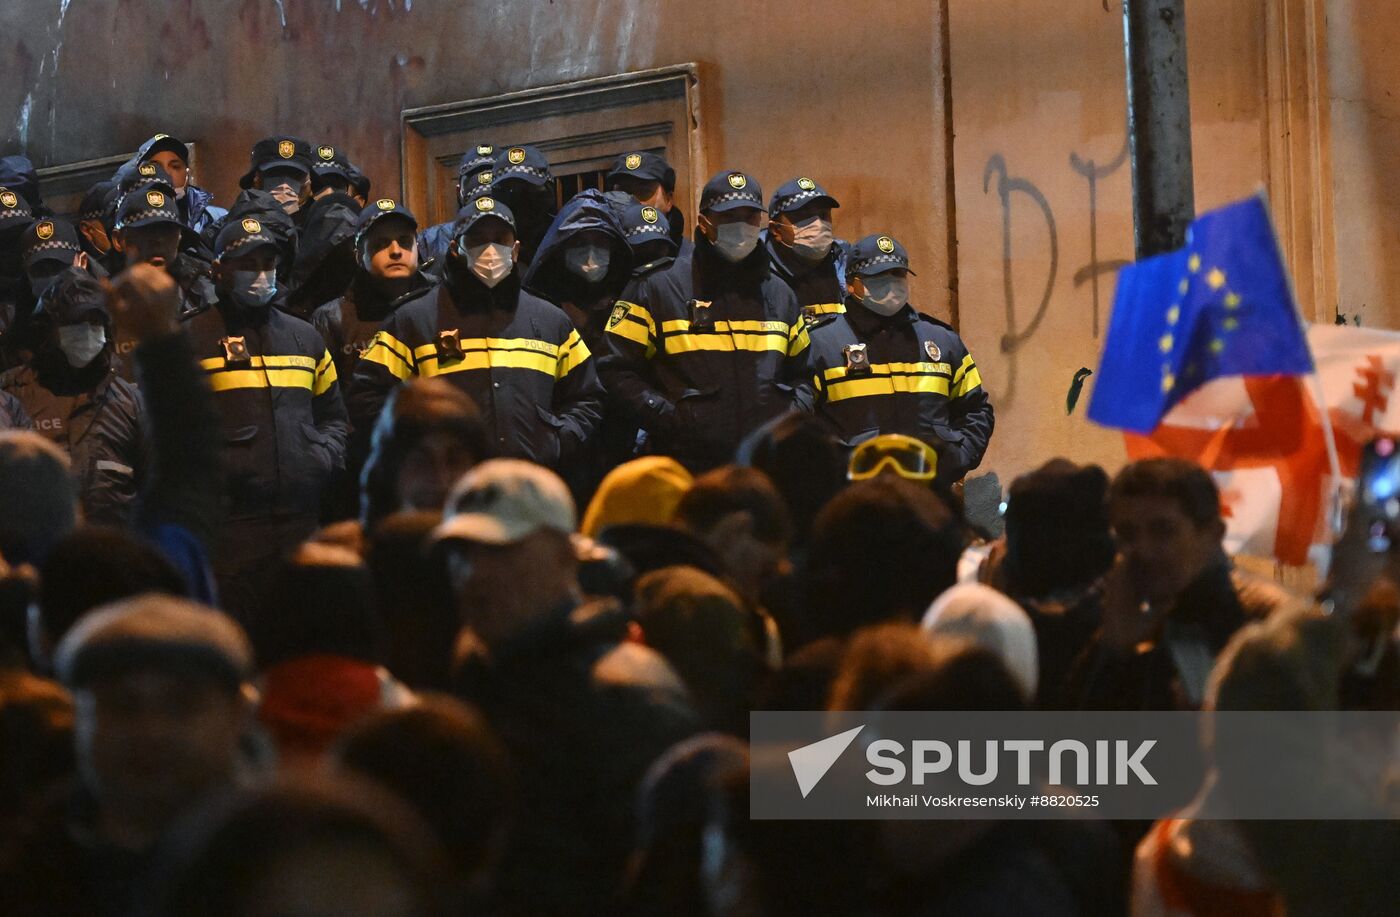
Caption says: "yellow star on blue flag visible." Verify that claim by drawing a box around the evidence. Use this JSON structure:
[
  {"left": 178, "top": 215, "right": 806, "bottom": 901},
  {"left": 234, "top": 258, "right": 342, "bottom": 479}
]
[{"left": 1088, "top": 196, "right": 1314, "bottom": 433}]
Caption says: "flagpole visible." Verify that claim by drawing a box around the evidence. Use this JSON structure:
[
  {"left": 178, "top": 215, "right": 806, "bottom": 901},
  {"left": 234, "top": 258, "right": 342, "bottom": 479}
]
[{"left": 1256, "top": 187, "right": 1346, "bottom": 541}]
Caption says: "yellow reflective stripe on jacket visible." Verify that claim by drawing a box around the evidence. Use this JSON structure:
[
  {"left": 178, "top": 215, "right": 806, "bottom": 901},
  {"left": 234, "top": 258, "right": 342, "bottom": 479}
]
[
  {"left": 787, "top": 320, "right": 811, "bottom": 357},
  {"left": 658, "top": 319, "right": 794, "bottom": 356},
  {"left": 409, "top": 337, "right": 561, "bottom": 380},
  {"left": 951, "top": 354, "right": 983, "bottom": 398},
  {"left": 313, "top": 349, "right": 338, "bottom": 396},
  {"left": 605, "top": 301, "right": 657, "bottom": 354},
  {"left": 200, "top": 353, "right": 320, "bottom": 393},
  {"left": 362, "top": 331, "right": 417, "bottom": 381},
  {"left": 556, "top": 330, "right": 591, "bottom": 379},
  {"left": 802, "top": 302, "right": 846, "bottom": 317},
  {"left": 822, "top": 361, "right": 954, "bottom": 404}
]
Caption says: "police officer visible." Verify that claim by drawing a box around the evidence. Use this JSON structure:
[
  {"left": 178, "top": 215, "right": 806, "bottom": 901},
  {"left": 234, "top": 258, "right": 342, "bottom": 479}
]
[
  {"left": 185, "top": 215, "right": 349, "bottom": 618},
  {"left": 489, "top": 145, "right": 555, "bottom": 269},
  {"left": 111, "top": 183, "right": 216, "bottom": 373},
  {"left": 238, "top": 136, "right": 315, "bottom": 221},
  {"left": 795, "top": 233, "right": 994, "bottom": 481},
  {"left": 605, "top": 150, "right": 687, "bottom": 250},
  {"left": 21, "top": 218, "right": 90, "bottom": 300},
  {"left": 309, "top": 143, "right": 371, "bottom": 207},
  {"left": 0, "top": 269, "right": 144, "bottom": 526},
  {"left": 350, "top": 195, "right": 602, "bottom": 469},
  {"left": 618, "top": 198, "right": 678, "bottom": 273},
  {"left": 767, "top": 177, "right": 847, "bottom": 322},
  {"left": 313, "top": 199, "right": 435, "bottom": 396},
  {"left": 0, "top": 188, "right": 35, "bottom": 370},
  {"left": 418, "top": 144, "right": 495, "bottom": 268},
  {"left": 134, "top": 133, "right": 228, "bottom": 236},
  {"left": 75, "top": 181, "right": 122, "bottom": 275},
  {"left": 598, "top": 170, "right": 809, "bottom": 473}
]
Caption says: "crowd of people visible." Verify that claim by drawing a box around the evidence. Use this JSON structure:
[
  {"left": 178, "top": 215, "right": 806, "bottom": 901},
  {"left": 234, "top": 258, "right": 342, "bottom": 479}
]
[{"left": 0, "top": 135, "right": 1394, "bottom": 916}]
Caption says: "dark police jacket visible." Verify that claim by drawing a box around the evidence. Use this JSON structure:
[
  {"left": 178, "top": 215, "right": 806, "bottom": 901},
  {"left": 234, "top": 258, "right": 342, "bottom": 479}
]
[
  {"left": 311, "top": 269, "right": 436, "bottom": 396},
  {"left": 182, "top": 296, "right": 348, "bottom": 520},
  {"left": 794, "top": 299, "right": 994, "bottom": 481},
  {"left": 597, "top": 240, "right": 810, "bottom": 472},
  {"left": 349, "top": 269, "right": 603, "bottom": 468},
  {"left": 0, "top": 356, "right": 144, "bottom": 526},
  {"left": 765, "top": 235, "right": 849, "bottom": 324}
]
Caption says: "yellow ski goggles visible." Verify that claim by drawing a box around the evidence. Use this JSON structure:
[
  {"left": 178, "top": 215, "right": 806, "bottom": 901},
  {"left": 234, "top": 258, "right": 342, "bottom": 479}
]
[{"left": 847, "top": 434, "right": 939, "bottom": 482}]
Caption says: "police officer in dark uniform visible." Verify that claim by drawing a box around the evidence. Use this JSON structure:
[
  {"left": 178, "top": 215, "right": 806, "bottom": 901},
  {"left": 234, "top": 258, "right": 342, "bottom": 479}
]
[
  {"left": 238, "top": 136, "right": 316, "bottom": 222},
  {"left": 184, "top": 215, "right": 349, "bottom": 618},
  {"left": 20, "top": 218, "right": 90, "bottom": 300},
  {"left": 309, "top": 144, "right": 371, "bottom": 207},
  {"left": 350, "top": 195, "right": 602, "bottom": 469},
  {"left": 0, "top": 188, "right": 36, "bottom": 371},
  {"left": 75, "top": 181, "right": 122, "bottom": 275},
  {"left": 795, "top": 233, "right": 994, "bottom": 481},
  {"left": 111, "top": 182, "right": 217, "bottom": 375},
  {"left": 489, "top": 145, "right": 555, "bottom": 269},
  {"left": 133, "top": 133, "right": 228, "bottom": 236},
  {"left": 0, "top": 269, "right": 144, "bottom": 526},
  {"left": 619, "top": 198, "right": 679, "bottom": 273},
  {"left": 598, "top": 170, "right": 810, "bottom": 473},
  {"left": 605, "top": 150, "right": 688, "bottom": 251},
  {"left": 767, "top": 177, "right": 847, "bottom": 322},
  {"left": 418, "top": 144, "right": 495, "bottom": 269}
]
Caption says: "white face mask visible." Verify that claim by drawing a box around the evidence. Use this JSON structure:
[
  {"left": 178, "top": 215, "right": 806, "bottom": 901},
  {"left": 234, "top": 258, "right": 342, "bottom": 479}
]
[
  {"left": 173, "top": 182, "right": 187, "bottom": 200},
  {"left": 711, "top": 221, "right": 760, "bottom": 262},
  {"left": 231, "top": 269, "right": 278, "bottom": 307},
  {"left": 58, "top": 323, "right": 106, "bottom": 368},
  {"left": 466, "top": 242, "right": 514, "bottom": 288},
  {"left": 564, "top": 244, "right": 611, "bottom": 282},
  {"left": 267, "top": 181, "right": 301, "bottom": 215},
  {"left": 860, "top": 274, "right": 910, "bottom": 316},
  {"left": 786, "top": 216, "right": 834, "bottom": 262}
]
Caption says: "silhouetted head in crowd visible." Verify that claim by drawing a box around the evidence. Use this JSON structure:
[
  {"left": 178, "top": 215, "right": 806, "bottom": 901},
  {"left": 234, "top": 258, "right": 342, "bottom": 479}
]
[
  {"left": 581, "top": 456, "right": 693, "bottom": 538},
  {"left": 336, "top": 695, "right": 514, "bottom": 903},
  {"left": 873, "top": 641, "right": 1031, "bottom": 713},
  {"left": 805, "top": 476, "right": 963, "bottom": 640},
  {"left": 0, "top": 669, "right": 74, "bottom": 824},
  {"left": 673, "top": 465, "right": 792, "bottom": 606},
  {"left": 736, "top": 411, "right": 847, "bottom": 546},
  {"left": 1108, "top": 457, "right": 1227, "bottom": 605},
  {"left": 138, "top": 778, "right": 451, "bottom": 917},
  {"left": 251, "top": 541, "right": 382, "bottom": 669},
  {"left": 0, "top": 431, "right": 76, "bottom": 568},
  {"left": 621, "top": 732, "right": 749, "bottom": 917},
  {"left": 30, "top": 526, "right": 187, "bottom": 672},
  {"left": 827, "top": 622, "right": 940, "bottom": 712},
  {"left": 365, "top": 511, "right": 458, "bottom": 692},
  {"left": 1002, "top": 458, "right": 1115, "bottom": 598},
  {"left": 921, "top": 583, "right": 1039, "bottom": 702},
  {"left": 434, "top": 460, "right": 579, "bottom": 646},
  {"left": 633, "top": 567, "right": 764, "bottom": 734},
  {"left": 55, "top": 595, "right": 252, "bottom": 850},
  {"left": 361, "top": 378, "right": 490, "bottom": 528}
]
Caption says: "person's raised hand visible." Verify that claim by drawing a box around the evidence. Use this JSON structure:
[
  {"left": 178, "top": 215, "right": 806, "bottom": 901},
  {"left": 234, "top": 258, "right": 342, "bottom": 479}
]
[{"left": 109, "top": 263, "right": 180, "bottom": 342}]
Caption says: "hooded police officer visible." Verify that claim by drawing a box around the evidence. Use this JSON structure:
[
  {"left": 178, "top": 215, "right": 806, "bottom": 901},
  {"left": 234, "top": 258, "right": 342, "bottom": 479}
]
[
  {"left": 350, "top": 195, "right": 603, "bottom": 470},
  {"left": 795, "top": 233, "right": 994, "bottom": 482},
  {"left": 597, "top": 170, "right": 810, "bottom": 472},
  {"left": 0, "top": 268, "right": 144, "bottom": 526}
]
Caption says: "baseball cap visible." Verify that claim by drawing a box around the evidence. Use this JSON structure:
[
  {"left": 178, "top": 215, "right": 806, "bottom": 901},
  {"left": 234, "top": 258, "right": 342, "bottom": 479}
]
[
  {"left": 0, "top": 187, "right": 34, "bottom": 232},
  {"left": 606, "top": 151, "right": 676, "bottom": 193},
  {"left": 21, "top": 218, "right": 82, "bottom": 269},
  {"left": 215, "top": 214, "right": 279, "bottom": 259},
  {"left": 138, "top": 133, "right": 191, "bottom": 165},
  {"left": 453, "top": 195, "right": 516, "bottom": 236},
  {"left": 355, "top": 198, "right": 418, "bottom": 244},
  {"left": 433, "top": 459, "right": 577, "bottom": 546},
  {"left": 492, "top": 145, "right": 552, "bottom": 187},
  {"left": 699, "top": 170, "right": 763, "bottom": 213},
  {"left": 55, "top": 594, "right": 253, "bottom": 690},
  {"left": 848, "top": 233, "right": 916, "bottom": 277},
  {"left": 239, "top": 136, "right": 314, "bottom": 189},
  {"left": 769, "top": 176, "right": 840, "bottom": 216},
  {"left": 457, "top": 144, "right": 496, "bottom": 180},
  {"left": 114, "top": 186, "right": 182, "bottom": 232}
]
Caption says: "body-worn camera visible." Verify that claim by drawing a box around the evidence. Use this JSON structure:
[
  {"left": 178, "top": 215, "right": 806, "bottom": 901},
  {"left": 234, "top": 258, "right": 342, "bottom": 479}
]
[
  {"left": 843, "top": 343, "right": 871, "bottom": 375},
  {"left": 220, "top": 335, "right": 251, "bottom": 366},
  {"left": 1359, "top": 436, "right": 1400, "bottom": 552},
  {"left": 437, "top": 329, "right": 464, "bottom": 363},
  {"left": 688, "top": 299, "right": 714, "bottom": 330}
]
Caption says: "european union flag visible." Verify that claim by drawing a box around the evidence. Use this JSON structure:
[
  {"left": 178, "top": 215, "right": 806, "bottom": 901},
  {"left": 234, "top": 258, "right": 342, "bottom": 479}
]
[{"left": 1088, "top": 196, "right": 1314, "bottom": 433}]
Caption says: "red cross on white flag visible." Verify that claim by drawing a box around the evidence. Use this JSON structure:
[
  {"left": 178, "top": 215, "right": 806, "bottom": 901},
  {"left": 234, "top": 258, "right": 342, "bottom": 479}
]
[{"left": 1124, "top": 324, "right": 1400, "bottom": 566}]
